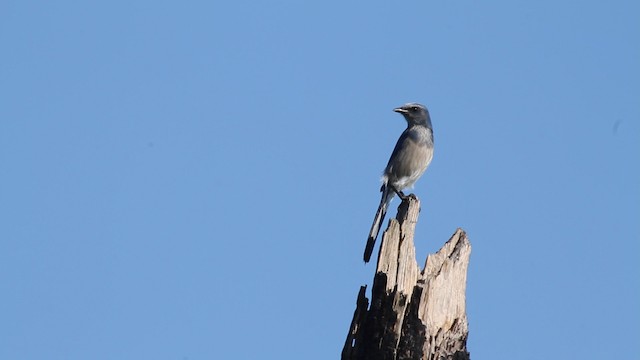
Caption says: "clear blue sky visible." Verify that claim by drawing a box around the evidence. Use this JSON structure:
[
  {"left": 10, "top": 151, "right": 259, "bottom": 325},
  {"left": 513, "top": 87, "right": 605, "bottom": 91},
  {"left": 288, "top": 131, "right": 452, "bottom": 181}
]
[{"left": 1, "top": 1, "right": 638, "bottom": 359}]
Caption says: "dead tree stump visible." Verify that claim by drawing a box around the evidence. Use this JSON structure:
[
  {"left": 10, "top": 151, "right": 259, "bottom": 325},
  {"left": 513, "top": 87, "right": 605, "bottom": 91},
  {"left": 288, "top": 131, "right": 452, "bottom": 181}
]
[{"left": 342, "top": 196, "right": 471, "bottom": 360}]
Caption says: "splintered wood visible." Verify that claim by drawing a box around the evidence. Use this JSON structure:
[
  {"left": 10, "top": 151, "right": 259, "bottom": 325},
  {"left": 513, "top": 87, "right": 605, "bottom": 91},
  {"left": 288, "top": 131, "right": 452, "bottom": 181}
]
[{"left": 342, "top": 197, "right": 471, "bottom": 360}]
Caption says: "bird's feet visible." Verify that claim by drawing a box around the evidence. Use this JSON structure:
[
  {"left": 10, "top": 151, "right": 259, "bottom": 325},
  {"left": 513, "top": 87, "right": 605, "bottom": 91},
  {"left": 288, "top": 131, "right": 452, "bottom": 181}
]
[{"left": 391, "top": 187, "right": 411, "bottom": 201}]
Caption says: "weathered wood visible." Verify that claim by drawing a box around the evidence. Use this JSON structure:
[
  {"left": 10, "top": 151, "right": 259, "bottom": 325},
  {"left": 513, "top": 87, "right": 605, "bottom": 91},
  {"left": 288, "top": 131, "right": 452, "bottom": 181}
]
[
  {"left": 342, "top": 286, "right": 368, "bottom": 359},
  {"left": 343, "top": 196, "right": 471, "bottom": 360}
]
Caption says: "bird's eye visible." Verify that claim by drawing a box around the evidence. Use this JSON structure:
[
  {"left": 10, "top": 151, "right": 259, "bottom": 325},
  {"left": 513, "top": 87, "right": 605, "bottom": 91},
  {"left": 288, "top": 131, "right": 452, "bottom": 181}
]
[{"left": 411, "top": 106, "right": 419, "bottom": 111}]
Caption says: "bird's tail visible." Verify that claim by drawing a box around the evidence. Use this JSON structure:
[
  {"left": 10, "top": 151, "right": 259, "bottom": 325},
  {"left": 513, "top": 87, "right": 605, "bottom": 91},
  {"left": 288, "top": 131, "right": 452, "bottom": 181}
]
[{"left": 364, "top": 184, "right": 394, "bottom": 263}]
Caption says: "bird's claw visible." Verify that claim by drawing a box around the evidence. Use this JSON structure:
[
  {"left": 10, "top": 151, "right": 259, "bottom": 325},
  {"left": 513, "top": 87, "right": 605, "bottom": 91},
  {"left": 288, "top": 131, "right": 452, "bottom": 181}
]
[{"left": 392, "top": 187, "right": 410, "bottom": 200}]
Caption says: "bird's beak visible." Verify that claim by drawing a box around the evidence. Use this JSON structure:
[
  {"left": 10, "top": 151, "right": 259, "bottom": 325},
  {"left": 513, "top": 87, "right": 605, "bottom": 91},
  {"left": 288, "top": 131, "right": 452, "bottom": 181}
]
[{"left": 394, "top": 108, "right": 408, "bottom": 114}]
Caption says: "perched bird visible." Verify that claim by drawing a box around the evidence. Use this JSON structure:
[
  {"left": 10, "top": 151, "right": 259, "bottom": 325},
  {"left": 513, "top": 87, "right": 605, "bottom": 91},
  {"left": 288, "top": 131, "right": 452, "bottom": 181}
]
[{"left": 364, "top": 103, "right": 434, "bottom": 263}]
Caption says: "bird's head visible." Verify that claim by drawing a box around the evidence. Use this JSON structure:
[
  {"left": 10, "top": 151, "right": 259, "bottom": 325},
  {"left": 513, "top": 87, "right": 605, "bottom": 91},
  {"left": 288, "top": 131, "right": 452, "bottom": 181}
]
[{"left": 393, "top": 103, "right": 431, "bottom": 128}]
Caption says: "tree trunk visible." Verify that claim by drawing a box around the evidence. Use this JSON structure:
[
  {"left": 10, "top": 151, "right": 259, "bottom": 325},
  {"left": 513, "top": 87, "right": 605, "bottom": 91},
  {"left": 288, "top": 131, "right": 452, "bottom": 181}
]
[{"left": 342, "top": 196, "right": 471, "bottom": 360}]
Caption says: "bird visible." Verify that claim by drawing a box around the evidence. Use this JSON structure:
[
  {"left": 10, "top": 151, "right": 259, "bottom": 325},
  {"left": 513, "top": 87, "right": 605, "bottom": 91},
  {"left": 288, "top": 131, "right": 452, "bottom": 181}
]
[{"left": 364, "top": 103, "right": 434, "bottom": 263}]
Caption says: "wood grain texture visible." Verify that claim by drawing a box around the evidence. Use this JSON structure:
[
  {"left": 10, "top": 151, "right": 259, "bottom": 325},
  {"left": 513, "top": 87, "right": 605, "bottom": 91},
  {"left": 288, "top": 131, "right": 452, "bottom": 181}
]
[{"left": 343, "top": 196, "right": 471, "bottom": 360}]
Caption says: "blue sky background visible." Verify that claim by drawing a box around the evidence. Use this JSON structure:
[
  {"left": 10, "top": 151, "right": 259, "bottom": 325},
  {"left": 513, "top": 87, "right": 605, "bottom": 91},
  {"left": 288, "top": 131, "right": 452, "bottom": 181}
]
[{"left": 1, "top": 1, "right": 638, "bottom": 359}]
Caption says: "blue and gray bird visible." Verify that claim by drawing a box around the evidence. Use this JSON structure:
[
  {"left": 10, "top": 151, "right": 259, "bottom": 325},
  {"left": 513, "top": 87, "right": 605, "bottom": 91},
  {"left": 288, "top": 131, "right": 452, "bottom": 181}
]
[{"left": 364, "top": 103, "right": 434, "bottom": 263}]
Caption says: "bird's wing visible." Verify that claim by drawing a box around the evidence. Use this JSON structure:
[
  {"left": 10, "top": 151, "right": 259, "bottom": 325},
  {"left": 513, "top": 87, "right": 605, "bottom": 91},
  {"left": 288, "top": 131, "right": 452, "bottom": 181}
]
[{"left": 384, "top": 127, "right": 433, "bottom": 185}]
